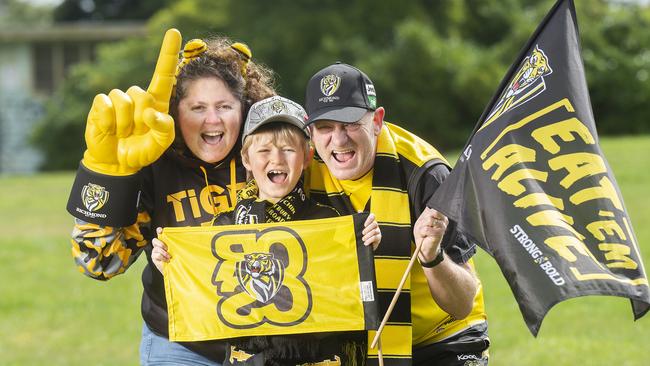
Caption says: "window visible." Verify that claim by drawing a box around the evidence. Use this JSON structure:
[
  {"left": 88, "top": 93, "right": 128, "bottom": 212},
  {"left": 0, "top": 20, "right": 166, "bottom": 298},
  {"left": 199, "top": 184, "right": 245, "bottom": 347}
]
[{"left": 32, "top": 42, "right": 96, "bottom": 95}]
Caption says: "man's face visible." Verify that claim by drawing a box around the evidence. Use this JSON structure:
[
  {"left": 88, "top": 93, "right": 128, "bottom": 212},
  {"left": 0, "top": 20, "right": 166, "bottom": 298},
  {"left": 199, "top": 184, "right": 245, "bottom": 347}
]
[{"left": 310, "top": 108, "right": 384, "bottom": 180}]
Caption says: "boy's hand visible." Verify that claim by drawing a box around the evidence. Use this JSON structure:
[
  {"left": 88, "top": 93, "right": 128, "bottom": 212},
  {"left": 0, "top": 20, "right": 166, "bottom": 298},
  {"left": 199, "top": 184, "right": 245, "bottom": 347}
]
[
  {"left": 362, "top": 213, "right": 381, "bottom": 250},
  {"left": 152, "top": 227, "right": 171, "bottom": 274}
]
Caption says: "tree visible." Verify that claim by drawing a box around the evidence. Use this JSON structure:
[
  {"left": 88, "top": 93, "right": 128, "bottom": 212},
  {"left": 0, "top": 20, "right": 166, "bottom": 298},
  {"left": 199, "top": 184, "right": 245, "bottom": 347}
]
[
  {"left": 53, "top": 0, "right": 174, "bottom": 21},
  {"left": 33, "top": 0, "right": 650, "bottom": 170},
  {"left": 0, "top": 0, "right": 55, "bottom": 25}
]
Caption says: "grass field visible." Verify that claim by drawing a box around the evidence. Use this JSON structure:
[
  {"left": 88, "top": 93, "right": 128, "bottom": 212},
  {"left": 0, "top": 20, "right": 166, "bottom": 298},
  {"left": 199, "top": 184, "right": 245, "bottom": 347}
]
[{"left": 1, "top": 135, "right": 649, "bottom": 365}]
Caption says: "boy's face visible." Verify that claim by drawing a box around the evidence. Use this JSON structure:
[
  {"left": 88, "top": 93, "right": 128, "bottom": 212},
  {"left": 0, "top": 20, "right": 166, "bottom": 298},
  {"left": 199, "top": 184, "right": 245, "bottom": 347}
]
[{"left": 242, "top": 132, "right": 309, "bottom": 203}]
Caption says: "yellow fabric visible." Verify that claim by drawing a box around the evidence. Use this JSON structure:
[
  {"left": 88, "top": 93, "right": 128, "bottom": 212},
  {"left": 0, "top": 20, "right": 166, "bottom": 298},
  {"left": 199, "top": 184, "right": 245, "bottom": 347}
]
[
  {"left": 374, "top": 258, "right": 411, "bottom": 290},
  {"left": 411, "top": 258, "right": 488, "bottom": 345},
  {"left": 339, "top": 169, "right": 373, "bottom": 211},
  {"left": 386, "top": 122, "right": 448, "bottom": 168},
  {"left": 307, "top": 122, "right": 487, "bottom": 349},
  {"left": 306, "top": 123, "right": 419, "bottom": 362},
  {"left": 162, "top": 215, "right": 374, "bottom": 341},
  {"left": 366, "top": 326, "right": 412, "bottom": 358}
]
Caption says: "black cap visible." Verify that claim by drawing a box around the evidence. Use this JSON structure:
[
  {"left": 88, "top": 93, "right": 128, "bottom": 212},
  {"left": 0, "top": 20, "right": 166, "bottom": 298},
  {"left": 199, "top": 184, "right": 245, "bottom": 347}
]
[
  {"left": 243, "top": 96, "right": 309, "bottom": 142},
  {"left": 304, "top": 62, "right": 377, "bottom": 124}
]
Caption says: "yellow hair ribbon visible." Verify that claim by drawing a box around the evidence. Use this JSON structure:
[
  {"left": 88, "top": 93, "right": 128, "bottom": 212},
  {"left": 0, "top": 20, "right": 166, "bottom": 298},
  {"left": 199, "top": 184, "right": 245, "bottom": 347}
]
[{"left": 231, "top": 42, "right": 251, "bottom": 79}]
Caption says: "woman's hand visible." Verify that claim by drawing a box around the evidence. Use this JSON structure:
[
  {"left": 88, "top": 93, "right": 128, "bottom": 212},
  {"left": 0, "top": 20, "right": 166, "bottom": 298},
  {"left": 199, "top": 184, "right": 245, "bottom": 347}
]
[
  {"left": 362, "top": 213, "right": 382, "bottom": 251},
  {"left": 82, "top": 29, "right": 181, "bottom": 176},
  {"left": 152, "top": 227, "right": 171, "bottom": 274}
]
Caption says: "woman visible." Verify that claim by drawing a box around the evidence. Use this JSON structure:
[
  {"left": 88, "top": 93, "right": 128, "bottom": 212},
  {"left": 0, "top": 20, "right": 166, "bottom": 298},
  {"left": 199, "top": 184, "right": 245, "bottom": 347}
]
[{"left": 68, "top": 29, "right": 275, "bottom": 365}]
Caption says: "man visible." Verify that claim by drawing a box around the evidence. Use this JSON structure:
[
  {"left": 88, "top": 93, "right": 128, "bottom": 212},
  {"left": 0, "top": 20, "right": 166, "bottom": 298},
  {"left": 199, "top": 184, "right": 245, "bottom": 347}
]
[{"left": 304, "top": 62, "right": 489, "bottom": 365}]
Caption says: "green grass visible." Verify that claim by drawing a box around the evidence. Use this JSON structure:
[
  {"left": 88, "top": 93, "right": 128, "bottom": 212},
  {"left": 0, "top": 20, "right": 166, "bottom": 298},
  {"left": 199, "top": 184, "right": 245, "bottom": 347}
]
[
  {"left": 0, "top": 173, "right": 144, "bottom": 366},
  {"left": 1, "top": 135, "right": 649, "bottom": 365}
]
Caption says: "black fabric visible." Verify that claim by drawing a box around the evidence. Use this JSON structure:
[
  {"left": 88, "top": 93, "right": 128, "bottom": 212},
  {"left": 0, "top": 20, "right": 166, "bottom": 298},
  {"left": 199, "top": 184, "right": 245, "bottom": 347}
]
[
  {"left": 414, "top": 163, "right": 477, "bottom": 264},
  {"left": 214, "top": 182, "right": 338, "bottom": 225},
  {"left": 139, "top": 147, "right": 248, "bottom": 361},
  {"left": 224, "top": 332, "right": 367, "bottom": 366},
  {"left": 305, "top": 62, "right": 377, "bottom": 124},
  {"left": 67, "top": 162, "right": 141, "bottom": 227},
  {"left": 412, "top": 323, "right": 490, "bottom": 366}
]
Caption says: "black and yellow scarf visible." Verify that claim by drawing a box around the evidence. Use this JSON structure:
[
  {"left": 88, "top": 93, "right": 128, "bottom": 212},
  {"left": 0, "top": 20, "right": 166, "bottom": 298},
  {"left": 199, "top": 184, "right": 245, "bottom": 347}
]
[
  {"left": 233, "top": 179, "right": 309, "bottom": 224},
  {"left": 306, "top": 123, "right": 446, "bottom": 365}
]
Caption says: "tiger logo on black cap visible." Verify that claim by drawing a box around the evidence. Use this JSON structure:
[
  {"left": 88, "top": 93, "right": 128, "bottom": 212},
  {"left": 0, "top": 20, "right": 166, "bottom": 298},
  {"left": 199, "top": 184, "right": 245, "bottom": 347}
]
[{"left": 320, "top": 74, "right": 341, "bottom": 97}]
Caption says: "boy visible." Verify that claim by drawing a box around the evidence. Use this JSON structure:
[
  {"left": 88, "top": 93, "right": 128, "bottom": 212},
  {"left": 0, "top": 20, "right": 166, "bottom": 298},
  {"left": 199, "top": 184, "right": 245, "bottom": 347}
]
[{"left": 152, "top": 95, "right": 381, "bottom": 365}]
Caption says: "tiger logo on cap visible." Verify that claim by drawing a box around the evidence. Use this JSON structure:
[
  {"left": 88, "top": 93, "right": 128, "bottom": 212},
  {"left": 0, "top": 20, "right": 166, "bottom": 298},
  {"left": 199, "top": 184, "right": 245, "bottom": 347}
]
[
  {"left": 320, "top": 74, "right": 341, "bottom": 97},
  {"left": 271, "top": 99, "right": 287, "bottom": 114}
]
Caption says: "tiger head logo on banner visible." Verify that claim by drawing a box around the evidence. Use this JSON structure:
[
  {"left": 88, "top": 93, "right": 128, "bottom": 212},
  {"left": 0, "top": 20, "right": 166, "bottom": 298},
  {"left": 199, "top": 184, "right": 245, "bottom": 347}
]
[
  {"left": 484, "top": 45, "right": 553, "bottom": 127},
  {"left": 212, "top": 227, "right": 312, "bottom": 329},
  {"left": 235, "top": 252, "right": 285, "bottom": 303}
]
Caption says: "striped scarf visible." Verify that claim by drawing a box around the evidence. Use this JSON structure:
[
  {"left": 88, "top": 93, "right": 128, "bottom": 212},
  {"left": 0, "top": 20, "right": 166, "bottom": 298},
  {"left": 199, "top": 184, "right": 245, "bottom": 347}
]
[
  {"left": 307, "top": 123, "right": 445, "bottom": 365},
  {"left": 233, "top": 179, "right": 308, "bottom": 224}
]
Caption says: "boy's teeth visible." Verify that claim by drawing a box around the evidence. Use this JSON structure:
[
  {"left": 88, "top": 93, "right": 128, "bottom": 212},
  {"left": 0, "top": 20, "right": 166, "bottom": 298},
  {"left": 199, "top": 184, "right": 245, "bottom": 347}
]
[{"left": 268, "top": 171, "right": 287, "bottom": 183}]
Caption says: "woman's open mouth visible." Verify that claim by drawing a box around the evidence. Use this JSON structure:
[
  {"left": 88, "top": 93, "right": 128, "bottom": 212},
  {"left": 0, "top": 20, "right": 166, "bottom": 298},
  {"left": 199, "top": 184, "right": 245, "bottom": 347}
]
[{"left": 202, "top": 132, "right": 223, "bottom": 145}]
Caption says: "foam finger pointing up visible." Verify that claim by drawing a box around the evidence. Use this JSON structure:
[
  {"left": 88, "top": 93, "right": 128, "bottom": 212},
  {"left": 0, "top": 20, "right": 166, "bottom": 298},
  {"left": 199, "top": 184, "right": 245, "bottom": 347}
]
[{"left": 147, "top": 28, "right": 182, "bottom": 113}]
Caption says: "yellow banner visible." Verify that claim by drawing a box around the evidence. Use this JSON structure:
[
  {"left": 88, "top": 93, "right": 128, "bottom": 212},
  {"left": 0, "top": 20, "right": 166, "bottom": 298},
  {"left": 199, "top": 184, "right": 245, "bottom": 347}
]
[{"left": 161, "top": 214, "right": 378, "bottom": 341}]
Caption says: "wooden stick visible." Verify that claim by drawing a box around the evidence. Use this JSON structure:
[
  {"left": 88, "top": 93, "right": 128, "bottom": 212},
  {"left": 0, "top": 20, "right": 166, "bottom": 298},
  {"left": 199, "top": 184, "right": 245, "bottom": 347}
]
[
  {"left": 377, "top": 337, "right": 384, "bottom": 366},
  {"left": 370, "top": 237, "right": 425, "bottom": 349}
]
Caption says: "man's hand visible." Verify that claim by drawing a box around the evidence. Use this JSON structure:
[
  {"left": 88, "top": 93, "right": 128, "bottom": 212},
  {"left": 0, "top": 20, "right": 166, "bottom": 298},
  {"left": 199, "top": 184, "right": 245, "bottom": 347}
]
[
  {"left": 413, "top": 207, "right": 449, "bottom": 263},
  {"left": 82, "top": 29, "right": 182, "bottom": 175}
]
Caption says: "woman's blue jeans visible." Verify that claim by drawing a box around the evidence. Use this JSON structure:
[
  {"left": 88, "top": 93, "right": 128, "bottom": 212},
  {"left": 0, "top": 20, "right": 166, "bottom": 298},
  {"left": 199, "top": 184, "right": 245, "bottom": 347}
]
[{"left": 139, "top": 323, "right": 223, "bottom": 366}]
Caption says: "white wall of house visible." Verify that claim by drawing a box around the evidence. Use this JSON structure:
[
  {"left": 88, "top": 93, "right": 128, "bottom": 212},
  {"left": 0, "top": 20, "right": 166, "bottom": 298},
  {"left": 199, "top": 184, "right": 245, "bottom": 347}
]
[
  {"left": 0, "top": 22, "right": 144, "bottom": 175},
  {"left": 0, "top": 43, "right": 44, "bottom": 174}
]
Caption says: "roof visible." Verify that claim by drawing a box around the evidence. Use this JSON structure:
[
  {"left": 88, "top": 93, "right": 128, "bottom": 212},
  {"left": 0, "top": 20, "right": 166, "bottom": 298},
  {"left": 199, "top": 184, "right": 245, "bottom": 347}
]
[{"left": 0, "top": 21, "right": 145, "bottom": 43}]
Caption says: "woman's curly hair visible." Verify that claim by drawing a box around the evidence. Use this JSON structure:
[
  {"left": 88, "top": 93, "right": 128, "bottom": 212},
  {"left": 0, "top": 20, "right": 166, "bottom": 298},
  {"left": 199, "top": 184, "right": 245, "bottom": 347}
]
[{"left": 168, "top": 36, "right": 276, "bottom": 155}]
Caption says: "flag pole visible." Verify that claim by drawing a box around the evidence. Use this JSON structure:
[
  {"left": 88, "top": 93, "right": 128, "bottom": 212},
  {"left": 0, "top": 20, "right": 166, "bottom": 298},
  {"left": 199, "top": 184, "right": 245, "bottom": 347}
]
[
  {"left": 370, "top": 237, "right": 425, "bottom": 349},
  {"left": 377, "top": 337, "right": 384, "bottom": 366}
]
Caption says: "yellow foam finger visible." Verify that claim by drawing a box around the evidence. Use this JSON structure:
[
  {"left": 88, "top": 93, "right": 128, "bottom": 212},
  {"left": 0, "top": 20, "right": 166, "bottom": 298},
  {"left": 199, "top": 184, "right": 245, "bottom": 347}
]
[
  {"left": 109, "top": 89, "right": 134, "bottom": 138},
  {"left": 143, "top": 108, "right": 175, "bottom": 136},
  {"left": 147, "top": 28, "right": 182, "bottom": 114},
  {"left": 89, "top": 93, "right": 115, "bottom": 135},
  {"left": 127, "top": 85, "right": 154, "bottom": 135}
]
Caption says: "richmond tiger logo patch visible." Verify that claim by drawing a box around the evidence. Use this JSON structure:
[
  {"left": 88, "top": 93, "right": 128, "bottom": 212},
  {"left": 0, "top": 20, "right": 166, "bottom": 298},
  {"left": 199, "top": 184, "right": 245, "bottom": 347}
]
[
  {"left": 235, "top": 252, "right": 284, "bottom": 303},
  {"left": 81, "top": 183, "right": 109, "bottom": 212}
]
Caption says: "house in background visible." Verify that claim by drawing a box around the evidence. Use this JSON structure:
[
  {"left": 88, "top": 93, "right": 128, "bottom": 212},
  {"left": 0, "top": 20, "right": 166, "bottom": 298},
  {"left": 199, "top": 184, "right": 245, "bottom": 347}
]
[{"left": 0, "top": 22, "right": 144, "bottom": 174}]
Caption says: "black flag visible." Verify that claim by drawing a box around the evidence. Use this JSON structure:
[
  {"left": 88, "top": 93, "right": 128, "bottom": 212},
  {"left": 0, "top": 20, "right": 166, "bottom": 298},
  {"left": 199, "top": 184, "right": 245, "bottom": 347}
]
[{"left": 428, "top": 0, "right": 650, "bottom": 336}]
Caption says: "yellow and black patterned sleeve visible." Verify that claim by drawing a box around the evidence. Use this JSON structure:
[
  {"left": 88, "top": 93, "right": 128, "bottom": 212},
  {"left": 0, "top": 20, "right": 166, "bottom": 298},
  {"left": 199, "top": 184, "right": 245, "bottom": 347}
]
[{"left": 71, "top": 210, "right": 151, "bottom": 280}]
